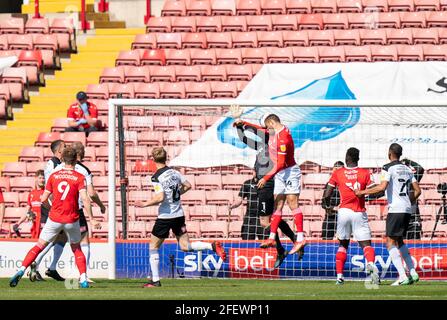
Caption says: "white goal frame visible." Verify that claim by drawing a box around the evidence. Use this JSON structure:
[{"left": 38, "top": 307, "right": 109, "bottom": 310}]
[{"left": 106, "top": 99, "right": 444, "bottom": 279}]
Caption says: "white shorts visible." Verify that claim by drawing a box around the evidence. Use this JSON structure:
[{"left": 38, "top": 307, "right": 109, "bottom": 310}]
[
  {"left": 336, "top": 208, "right": 372, "bottom": 241},
  {"left": 39, "top": 218, "right": 82, "bottom": 244},
  {"left": 273, "top": 164, "right": 301, "bottom": 195}
]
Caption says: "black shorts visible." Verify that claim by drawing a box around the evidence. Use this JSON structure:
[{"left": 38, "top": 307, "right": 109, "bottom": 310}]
[
  {"left": 40, "top": 205, "right": 49, "bottom": 224},
  {"left": 386, "top": 212, "right": 411, "bottom": 237},
  {"left": 258, "top": 188, "right": 274, "bottom": 217},
  {"left": 79, "top": 209, "right": 89, "bottom": 234},
  {"left": 152, "top": 216, "right": 187, "bottom": 239}
]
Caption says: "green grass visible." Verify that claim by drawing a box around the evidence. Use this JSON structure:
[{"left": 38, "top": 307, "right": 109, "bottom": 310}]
[{"left": 1, "top": 278, "right": 447, "bottom": 300}]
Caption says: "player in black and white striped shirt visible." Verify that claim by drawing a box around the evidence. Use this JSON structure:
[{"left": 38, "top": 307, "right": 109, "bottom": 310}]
[{"left": 356, "top": 143, "right": 421, "bottom": 286}]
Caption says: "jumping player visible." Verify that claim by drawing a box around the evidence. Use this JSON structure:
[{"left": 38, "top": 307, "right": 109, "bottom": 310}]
[
  {"left": 136, "top": 147, "right": 227, "bottom": 288},
  {"left": 9, "top": 147, "right": 98, "bottom": 288},
  {"left": 355, "top": 143, "right": 421, "bottom": 286},
  {"left": 234, "top": 114, "right": 305, "bottom": 255},
  {"left": 322, "top": 148, "right": 380, "bottom": 285}
]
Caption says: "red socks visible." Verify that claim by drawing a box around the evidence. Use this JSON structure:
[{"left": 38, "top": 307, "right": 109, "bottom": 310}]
[
  {"left": 22, "top": 244, "right": 44, "bottom": 268},
  {"left": 72, "top": 244, "right": 87, "bottom": 275},
  {"left": 292, "top": 208, "right": 303, "bottom": 233},
  {"left": 269, "top": 210, "right": 282, "bottom": 238},
  {"left": 363, "top": 246, "right": 375, "bottom": 264},
  {"left": 335, "top": 247, "right": 347, "bottom": 275}
]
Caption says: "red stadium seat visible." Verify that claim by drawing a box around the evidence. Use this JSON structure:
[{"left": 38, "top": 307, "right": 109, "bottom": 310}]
[
  {"left": 308, "top": 29, "right": 335, "bottom": 46},
  {"left": 33, "top": 34, "right": 60, "bottom": 69},
  {"left": 292, "top": 46, "right": 319, "bottom": 62},
  {"left": 318, "top": 46, "right": 345, "bottom": 62},
  {"left": 337, "top": 0, "right": 362, "bottom": 12},
  {"left": 427, "top": 11, "right": 447, "bottom": 28},
  {"left": 83, "top": 147, "right": 96, "bottom": 161},
  {"left": 371, "top": 45, "right": 398, "bottom": 61},
  {"left": 132, "top": 160, "right": 157, "bottom": 175},
  {"left": 386, "top": 28, "right": 413, "bottom": 44},
  {"left": 3, "top": 207, "right": 26, "bottom": 222},
  {"left": 388, "top": 0, "right": 414, "bottom": 12},
  {"left": 149, "top": 65, "right": 176, "bottom": 82},
  {"left": 206, "top": 190, "right": 234, "bottom": 205},
  {"left": 86, "top": 131, "right": 108, "bottom": 147},
  {"left": 200, "top": 221, "right": 228, "bottom": 238},
  {"left": 400, "top": 11, "right": 427, "bottom": 28},
  {"left": 412, "top": 28, "right": 439, "bottom": 45},
  {"left": 25, "top": 17, "right": 49, "bottom": 34},
  {"left": 283, "top": 30, "right": 309, "bottom": 46},
  {"left": 2, "top": 192, "right": 19, "bottom": 207},
  {"left": 397, "top": 44, "right": 424, "bottom": 61},
  {"left": 182, "top": 32, "right": 207, "bottom": 49},
  {"left": 35, "top": 132, "right": 61, "bottom": 147},
  {"left": 216, "top": 48, "right": 242, "bottom": 64},
  {"left": 190, "top": 48, "right": 217, "bottom": 65},
  {"left": 311, "top": 0, "right": 337, "bottom": 13},
  {"left": 303, "top": 173, "right": 330, "bottom": 189},
  {"left": 222, "top": 174, "right": 252, "bottom": 190},
  {"left": 8, "top": 34, "right": 33, "bottom": 50},
  {"left": 146, "top": 17, "right": 172, "bottom": 33},
  {"left": 226, "top": 64, "right": 253, "bottom": 81},
  {"left": 185, "top": 220, "right": 201, "bottom": 238},
  {"left": 229, "top": 220, "right": 243, "bottom": 237},
  {"left": 133, "top": 206, "right": 159, "bottom": 221},
  {"left": 134, "top": 82, "right": 161, "bottom": 98},
  {"left": 334, "top": 29, "right": 360, "bottom": 45},
  {"left": 82, "top": 162, "right": 105, "bottom": 176},
  {"left": 344, "top": 45, "right": 372, "bottom": 61},
  {"left": 195, "top": 174, "right": 223, "bottom": 190},
  {"left": 272, "top": 14, "right": 299, "bottom": 31},
  {"left": 9, "top": 176, "right": 35, "bottom": 192},
  {"left": 362, "top": 0, "right": 388, "bottom": 11},
  {"left": 125, "top": 146, "right": 149, "bottom": 161},
  {"left": 222, "top": 16, "right": 248, "bottom": 32},
  {"left": 231, "top": 31, "right": 258, "bottom": 48},
  {"left": 369, "top": 221, "right": 386, "bottom": 238},
  {"left": 262, "top": 0, "right": 287, "bottom": 14},
  {"left": 414, "top": 0, "right": 440, "bottom": 11},
  {"left": 189, "top": 205, "right": 218, "bottom": 221},
  {"left": 132, "top": 33, "right": 157, "bottom": 50},
  {"left": 247, "top": 15, "right": 273, "bottom": 32},
  {"left": 286, "top": 0, "right": 312, "bottom": 13},
  {"left": 19, "top": 146, "right": 44, "bottom": 162},
  {"left": 206, "top": 32, "right": 232, "bottom": 48},
  {"left": 164, "top": 49, "right": 191, "bottom": 66},
  {"left": 302, "top": 205, "right": 325, "bottom": 221},
  {"left": 242, "top": 47, "right": 268, "bottom": 63},
  {"left": 141, "top": 49, "right": 166, "bottom": 66},
  {"left": 257, "top": 31, "right": 283, "bottom": 47},
  {"left": 236, "top": 0, "right": 262, "bottom": 15},
  {"left": 0, "top": 18, "right": 25, "bottom": 34},
  {"left": 348, "top": 12, "right": 377, "bottom": 29},
  {"left": 377, "top": 12, "right": 401, "bottom": 28},
  {"left": 0, "top": 34, "right": 8, "bottom": 50},
  {"left": 187, "top": 0, "right": 212, "bottom": 16},
  {"left": 172, "top": 16, "right": 197, "bottom": 33},
  {"left": 175, "top": 65, "right": 202, "bottom": 81},
  {"left": 62, "top": 131, "right": 86, "bottom": 145},
  {"left": 197, "top": 16, "right": 222, "bottom": 32},
  {"left": 108, "top": 83, "right": 135, "bottom": 99},
  {"left": 100, "top": 66, "right": 125, "bottom": 84},
  {"left": 0, "top": 177, "right": 10, "bottom": 192},
  {"left": 185, "top": 81, "right": 212, "bottom": 98},
  {"left": 137, "top": 131, "right": 164, "bottom": 146},
  {"left": 360, "top": 28, "right": 387, "bottom": 45},
  {"left": 124, "top": 66, "right": 151, "bottom": 83},
  {"left": 164, "top": 130, "right": 191, "bottom": 145},
  {"left": 418, "top": 205, "right": 436, "bottom": 221},
  {"left": 161, "top": 0, "right": 187, "bottom": 16},
  {"left": 211, "top": 0, "right": 236, "bottom": 15},
  {"left": 116, "top": 49, "right": 142, "bottom": 66},
  {"left": 422, "top": 44, "right": 447, "bottom": 61},
  {"left": 49, "top": 18, "right": 75, "bottom": 52},
  {"left": 323, "top": 13, "right": 349, "bottom": 29},
  {"left": 86, "top": 83, "right": 109, "bottom": 100},
  {"left": 26, "top": 162, "right": 46, "bottom": 176},
  {"left": 127, "top": 116, "right": 154, "bottom": 131},
  {"left": 268, "top": 46, "right": 293, "bottom": 62},
  {"left": 299, "top": 13, "right": 324, "bottom": 29},
  {"left": 182, "top": 190, "right": 207, "bottom": 205},
  {"left": 210, "top": 81, "right": 238, "bottom": 98}
]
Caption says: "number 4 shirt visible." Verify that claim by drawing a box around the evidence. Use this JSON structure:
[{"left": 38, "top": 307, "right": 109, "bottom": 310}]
[
  {"left": 45, "top": 168, "right": 86, "bottom": 224},
  {"left": 381, "top": 161, "right": 417, "bottom": 214},
  {"left": 151, "top": 166, "right": 186, "bottom": 219},
  {"left": 328, "top": 167, "right": 375, "bottom": 212}
]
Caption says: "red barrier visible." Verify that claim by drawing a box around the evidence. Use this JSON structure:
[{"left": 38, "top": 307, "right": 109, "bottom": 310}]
[
  {"left": 34, "top": 0, "right": 41, "bottom": 18},
  {"left": 144, "top": 0, "right": 152, "bottom": 24},
  {"left": 80, "top": 0, "right": 91, "bottom": 32},
  {"left": 98, "top": 0, "right": 109, "bottom": 13}
]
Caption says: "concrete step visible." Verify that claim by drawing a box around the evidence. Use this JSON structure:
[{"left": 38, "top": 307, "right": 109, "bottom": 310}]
[
  {"left": 87, "top": 12, "right": 110, "bottom": 22},
  {"left": 94, "top": 21, "right": 127, "bottom": 29}
]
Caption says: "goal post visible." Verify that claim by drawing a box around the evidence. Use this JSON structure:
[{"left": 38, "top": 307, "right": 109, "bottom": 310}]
[{"left": 106, "top": 99, "right": 447, "bottom": 281}]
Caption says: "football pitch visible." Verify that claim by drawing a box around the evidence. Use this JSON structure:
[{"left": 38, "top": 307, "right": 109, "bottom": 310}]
[{"left": 1, "top": 278, "right": 447, "bottom": 300}]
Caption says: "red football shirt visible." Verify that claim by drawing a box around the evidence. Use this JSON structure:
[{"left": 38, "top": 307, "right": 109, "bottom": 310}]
[
  {"left": 328, "top": 167, "right": 375, "bottom": 212},
  {"left": 240, "top": 121, "right": 296, "bottom": 182},
  {"left": 45, "top": 168, "right": 86, "bottom": 224},
  {"left": 28, "top": 189, "right": 44, "bottom": 238},
  {"left": 67, "top": 101, "right": 98, "bottom": 130}
]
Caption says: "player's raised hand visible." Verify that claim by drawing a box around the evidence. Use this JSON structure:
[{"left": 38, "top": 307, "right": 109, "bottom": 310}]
[
  {"left": 135, "top": 200, "right": 146, "bottom": 208},
  {"left": 257, "top": 178, "right": 266, "bottom": 189},
  {"left": 100, "top": 204, "right": 106, "bottom": 214},
  {"left": 230, "top": 104, "right": 244, "bottom": 119},
  {"left": 354, "top": 189, "right": 363, "bottom": 197}
]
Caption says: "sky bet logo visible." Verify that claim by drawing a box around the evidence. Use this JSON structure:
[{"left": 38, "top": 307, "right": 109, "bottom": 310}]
[{"left": 184, "top": 252, "right": 223, "bottom": 277}]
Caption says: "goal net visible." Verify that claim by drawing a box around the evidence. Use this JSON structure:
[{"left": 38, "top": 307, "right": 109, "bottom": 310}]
[{"left": 105, "top": 100, "right": 447, "bottom": 281}]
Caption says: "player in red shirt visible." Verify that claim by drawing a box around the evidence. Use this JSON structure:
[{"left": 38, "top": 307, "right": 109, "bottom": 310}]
[
  {"left": 9, "top": 147, "right": 98, "bottom": 289},
  {"left": 13, "top": 170, "right": 45, "bottom": 239},
  {"left": 236, "top": 114, "right": 305, "bottom": 255},
  {"left": 322, "top": 147, "right": 379, "bottom": 285},
  {"left": 65, "top": 91, "right": 99, "bottom": 136}
]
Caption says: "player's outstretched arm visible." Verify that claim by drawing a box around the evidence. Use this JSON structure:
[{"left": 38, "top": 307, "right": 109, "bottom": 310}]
[
  {"left": 355, "top": 181, "right": 388, "bottom": 197},
  {"left": 40, "top": 190, "right": 51, "bottom": 209},
  {"left": 80, "top": 189, "right": 100, "bottom": 228},
  {"left": 410, "top": 181, "right": 422, "bottom": 203},
  {"left": 180, "top": 181, "right": 192, "bottom": 195},
  {"left": 322, "top": 185, "right": 335, "bottom": 210},
  {"left": 87, "top": 184, "right": 106, "bottom": 213}
]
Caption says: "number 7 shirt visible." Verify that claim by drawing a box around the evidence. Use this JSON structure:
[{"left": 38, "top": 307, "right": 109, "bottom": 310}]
[
  {"left": 328, "top": 167, "right": 375, "bottom": 212},
  {"left": 45, "top": 168, "right": 86, "bottom": 224}
]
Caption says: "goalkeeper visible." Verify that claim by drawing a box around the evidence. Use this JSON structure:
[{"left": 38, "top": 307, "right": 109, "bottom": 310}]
[{"left": 233, "top": 114, "right": 300, "bottom": 267}]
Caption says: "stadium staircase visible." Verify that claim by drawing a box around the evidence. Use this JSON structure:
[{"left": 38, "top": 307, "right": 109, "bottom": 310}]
[{"left": 0, "top": 28, "right": 143, "bottom": 169}]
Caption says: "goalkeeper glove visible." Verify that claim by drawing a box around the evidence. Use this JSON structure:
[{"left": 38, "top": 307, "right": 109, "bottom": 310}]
[
  {"left": 13, "top": 224, "right": 21, "bottom": 238},
  {"left": 76, "top": 118, "right": 88, "bottom": 126},
  {"left": 27, "top": 211, "right": 36, "bottom": 221}
]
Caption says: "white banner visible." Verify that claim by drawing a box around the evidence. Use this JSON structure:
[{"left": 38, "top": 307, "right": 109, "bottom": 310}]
[
  {"left": 171, "top": 62, "right": 447, "bottom": 169},
  {"left": 0, "top": 241, "right": 110, "bottom": 278},
  {"left": 0, "top": 56, "right": 18, "bottom": 75}
]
